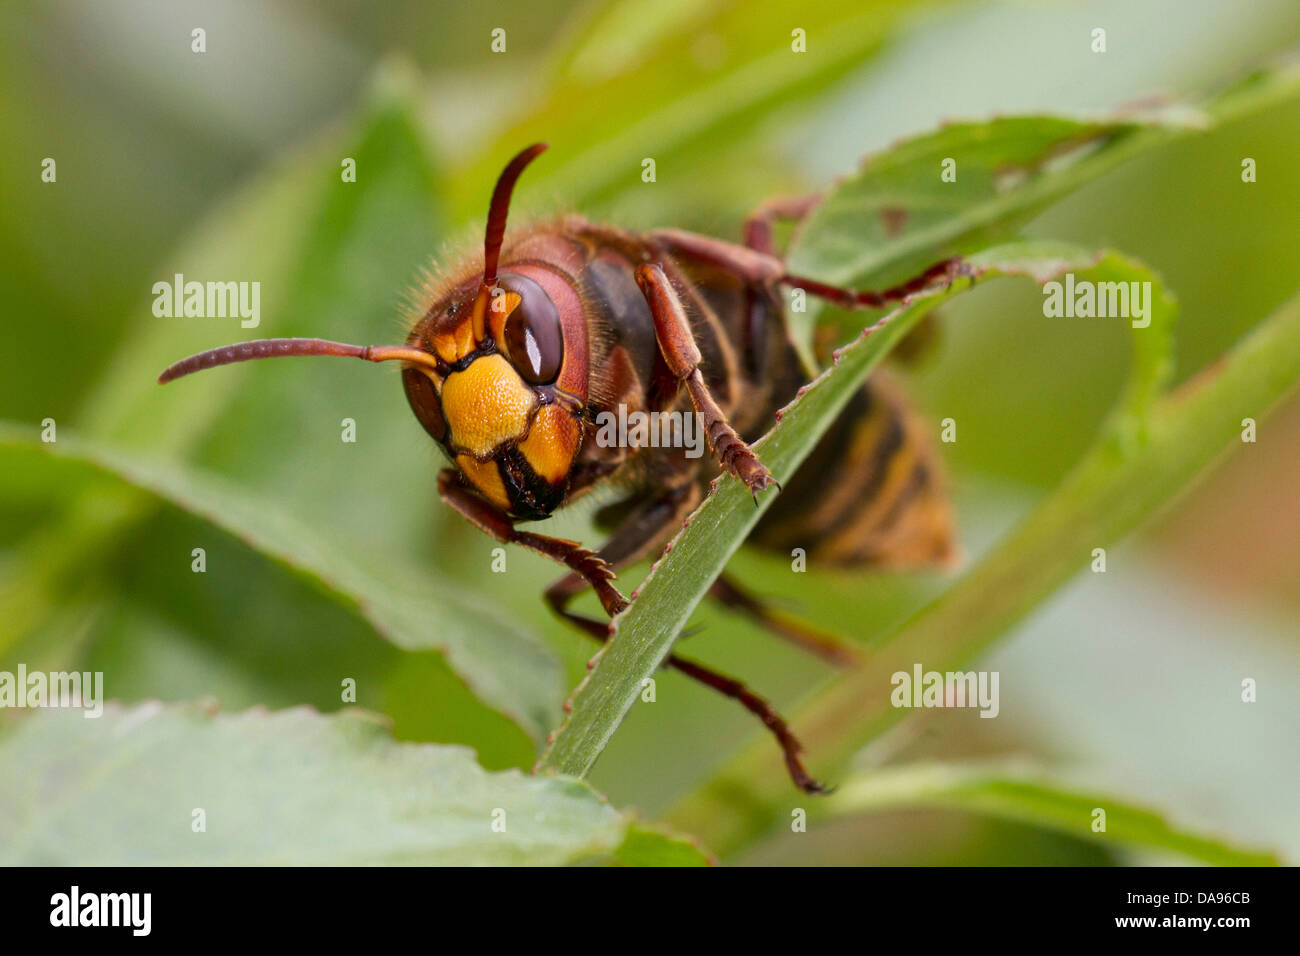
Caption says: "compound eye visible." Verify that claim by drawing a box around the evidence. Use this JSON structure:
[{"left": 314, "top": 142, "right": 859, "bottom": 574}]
[
  {"left": 401, "top": 366, "right": 447, "bottom": 443},
  {"left": 496, "top": 273, "right": 563, "bottom": 385}
]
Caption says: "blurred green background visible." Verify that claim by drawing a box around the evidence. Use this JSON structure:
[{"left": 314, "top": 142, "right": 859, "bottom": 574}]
[{"left": 2, "top": 0, "right": 1299, "bottom": 865}]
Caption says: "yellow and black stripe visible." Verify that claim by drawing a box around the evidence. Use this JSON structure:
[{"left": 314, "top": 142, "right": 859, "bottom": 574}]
[{"left": 752, "top": 371, "right": 955, "bottom": 570}]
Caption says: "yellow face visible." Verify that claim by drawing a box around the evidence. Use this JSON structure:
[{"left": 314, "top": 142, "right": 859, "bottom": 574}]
[
  {"left": 401, "top": 274, "right": 584, "bottom": 519},
  {"left": 440, "top": 354, "right": 537, "bottom": 460}
]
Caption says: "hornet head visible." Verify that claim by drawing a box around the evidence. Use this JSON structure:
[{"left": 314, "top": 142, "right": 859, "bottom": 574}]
[{"left": 157, "top": 143, "right": 588, "bottom": 520}]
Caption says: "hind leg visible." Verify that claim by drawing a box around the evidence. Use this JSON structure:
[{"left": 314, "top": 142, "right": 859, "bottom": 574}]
[{"left": 707, "top": 574, "right": 859, "bottom": 667}]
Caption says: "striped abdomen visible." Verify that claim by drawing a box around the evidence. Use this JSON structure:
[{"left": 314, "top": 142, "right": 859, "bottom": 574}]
[{"left": 751, "top": 372, "right": 955, "bottom": 569}]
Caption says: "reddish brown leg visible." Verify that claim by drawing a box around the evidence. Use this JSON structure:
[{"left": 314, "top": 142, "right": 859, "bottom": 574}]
[
  {"left": 542, "top": 482, "right": 828, "bottom": 793},
  {"left": 667, "top": 653, "right": 827, "bottom": 794},
  {"left": 650, "top": 228, "right": 784, "bottom": 283},
  {"left": 554, "top": 612, "right": 829, "bottom": 794},
  {"left": 554, "top": 595, "right": 829, "bottom": 794},
  {"left": 545, "top": 478, "right": 699, "bottom": 636},
  {"left": 437, "top": 469, "right": 627, "bottom": 617},
  {"left": 634, "top": 262, "right": 777, "bottom": 500},
  {"left": 544, "top": 585, "right": 610, "bottom": 639},
  {"left": 650, "top": 227, "right": 968, "bottom": 313},
  {"left": 742, "top": 193, "right": 822, "bottom": 254},
  {"left": 782, "top": 256, "right": 969, "bottom": 310},
  {"left": 708, "top": 574, "right": 860, "bottom": 668}
]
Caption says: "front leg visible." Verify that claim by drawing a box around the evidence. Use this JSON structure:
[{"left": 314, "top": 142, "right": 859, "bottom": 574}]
[
  {"left": 437, "top": 469, "right": 627, "bottom": 617},
  {"left": 634, "top": 263, "right": 777, "bottom": 500},
  {"left": 540, "top": 479, "right": 829, "bottom": 794},
  {"left": 545, "top": 478, "right": 701, "bottom": 637}
]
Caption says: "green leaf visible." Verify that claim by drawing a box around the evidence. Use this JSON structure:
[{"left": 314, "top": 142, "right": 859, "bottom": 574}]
[
  {"left": 455, "top": 0, "right": 939, "bottom": 215},
  {"left": 673, "top": 284, "right": 1300, "bottom": 857},
  {"left": 0, "top": 702, "right": 709, "bottom": 866},
  {"left": 84, "top": 63, "right": 442, "bottom": 454},
  {"left": 821, "top": 761, "right": 1279, "bottom": 866},
  {"left": 784, "top": 60, "right": 1300, "bottom": 370},
  {"left": 0, "top": 69, "right": 450, "bottom": 654},
  {"left": 0, "top": 425, "right": 563, "bottom": 743},
  {"left": 613, "top": 824, "right": 715, "bottom": 866},
  {"left": 538, "top": 241, "right": 1163, "bottom": 782}
]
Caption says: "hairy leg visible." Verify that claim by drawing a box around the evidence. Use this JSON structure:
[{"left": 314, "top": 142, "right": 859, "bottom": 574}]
[
  {"left": 437, "top": 469, "right": 626, "bottom": 616},
  {"left": 544, "top": 479, "right": 700, "bottom": 636},
  {"left": 541, "top": 481, "right": 828, "bottom": 793},
  {"left": 635, "top": 262, "right": 777, "bottom": 499},
  {"left": 650, "top": 227, "right": 967, "bottom": 311}
]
